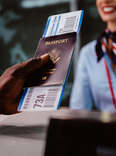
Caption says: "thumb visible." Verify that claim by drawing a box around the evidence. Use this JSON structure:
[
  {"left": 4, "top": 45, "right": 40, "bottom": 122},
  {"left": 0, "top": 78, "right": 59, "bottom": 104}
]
[
  {"left": 24, "top": 53, "right": 50, "bottom": 74},
  {"left": 10, "top": 54, "right": 50, "bottom": 78}
]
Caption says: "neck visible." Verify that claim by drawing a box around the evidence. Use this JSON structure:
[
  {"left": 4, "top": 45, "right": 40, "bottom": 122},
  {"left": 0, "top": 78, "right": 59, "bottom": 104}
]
[{"left": 107, "top": 22, "right": 116, "bottom": 32}]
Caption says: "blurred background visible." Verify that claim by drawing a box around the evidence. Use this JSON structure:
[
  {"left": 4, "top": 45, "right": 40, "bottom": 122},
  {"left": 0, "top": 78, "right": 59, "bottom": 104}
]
[{"left": 0, "top": 0, "right": 105, "bottom": 107}]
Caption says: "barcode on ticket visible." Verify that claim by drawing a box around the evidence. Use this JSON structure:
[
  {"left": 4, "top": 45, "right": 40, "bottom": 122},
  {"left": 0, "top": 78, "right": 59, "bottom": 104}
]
[
  {"left": 19, "top": 86, "right": 63, "bottom": 111},
  {"left": 44, "top": 88, "right": 60, "bottom": 107},
  {"left": 59, "top": 16, "right": 77, "bottom": 33}
]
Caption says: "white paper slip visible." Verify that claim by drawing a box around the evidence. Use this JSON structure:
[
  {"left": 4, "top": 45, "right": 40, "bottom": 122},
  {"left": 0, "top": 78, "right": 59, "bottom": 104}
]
[
  {"left": 43, "top": 10, "right": 83, "bottom": 37},
  {"left": 18, "top": 86, "right": 63, "bottom": 111}
]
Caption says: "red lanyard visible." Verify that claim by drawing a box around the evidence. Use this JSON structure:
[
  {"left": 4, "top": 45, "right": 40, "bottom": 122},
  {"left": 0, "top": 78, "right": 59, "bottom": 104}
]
[{"left": 104, "top": 59, "right": 116, "bottom": 108}]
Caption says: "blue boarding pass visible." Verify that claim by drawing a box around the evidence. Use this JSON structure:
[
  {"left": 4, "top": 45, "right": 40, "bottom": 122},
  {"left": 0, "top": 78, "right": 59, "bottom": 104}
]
[
  {"left": 43, "top": 10, "right": 83, "bottom": 38},
  {"left": 18, "top": 10, "right": 84, "bottom": 112}
]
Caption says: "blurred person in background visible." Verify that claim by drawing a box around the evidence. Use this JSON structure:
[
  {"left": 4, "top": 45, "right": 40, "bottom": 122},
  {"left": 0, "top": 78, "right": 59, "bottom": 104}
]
[
  {"left": 70, "top": 0, "right": 116, "bottom": 112},
  {"left": 0, "top": 54, "right": 50, "bottom": 115}
]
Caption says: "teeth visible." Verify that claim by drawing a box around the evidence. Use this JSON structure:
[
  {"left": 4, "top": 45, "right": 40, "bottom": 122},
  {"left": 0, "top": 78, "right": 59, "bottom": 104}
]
[{"left": 104, "top": 7, "right": 114, "bottom": 12}]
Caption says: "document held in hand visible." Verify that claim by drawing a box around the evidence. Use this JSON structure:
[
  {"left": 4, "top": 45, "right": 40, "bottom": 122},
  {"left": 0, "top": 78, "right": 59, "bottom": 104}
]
[{"left": 18, "top": 10, "right": 83, "bottom": 111}]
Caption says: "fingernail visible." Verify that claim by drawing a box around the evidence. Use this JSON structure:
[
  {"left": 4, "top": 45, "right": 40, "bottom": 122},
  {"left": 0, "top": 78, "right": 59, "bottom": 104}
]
[{"left": 40, "top": 53, "right": 49, "bottom": 59}]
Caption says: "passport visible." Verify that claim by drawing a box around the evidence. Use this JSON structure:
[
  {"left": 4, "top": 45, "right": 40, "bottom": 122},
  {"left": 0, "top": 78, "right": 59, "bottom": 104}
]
[{"left": 18, "top": 10, "right": 83, "bottom": 111}]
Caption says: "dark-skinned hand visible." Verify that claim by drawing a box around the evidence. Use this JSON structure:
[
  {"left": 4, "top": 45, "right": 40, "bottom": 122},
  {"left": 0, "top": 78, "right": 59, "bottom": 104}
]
[{"left": 0, "top": 54, "right": 50, "bottom": 115}]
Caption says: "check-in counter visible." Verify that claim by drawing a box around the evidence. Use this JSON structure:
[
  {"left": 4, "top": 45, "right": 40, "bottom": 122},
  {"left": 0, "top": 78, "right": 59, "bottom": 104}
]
[
  {"left": 44, "top": 109, "right": 116, "bottom": 156},
  {"left": 0, "top": 111, "right": 56, "bottom": 156},
  {"left": 1, "top": 108, "right": 116, "bottom": 156}
]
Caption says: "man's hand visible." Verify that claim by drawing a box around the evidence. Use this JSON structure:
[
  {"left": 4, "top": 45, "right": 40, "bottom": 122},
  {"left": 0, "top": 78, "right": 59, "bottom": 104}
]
[{"left": 0, "top": 54, "right": 50, "bottom": 115}]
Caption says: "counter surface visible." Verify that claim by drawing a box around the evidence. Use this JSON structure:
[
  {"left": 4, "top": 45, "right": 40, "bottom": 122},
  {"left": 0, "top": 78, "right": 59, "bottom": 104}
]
[{"left": 0, "top": 111, "right": 56, "bottom": 156}]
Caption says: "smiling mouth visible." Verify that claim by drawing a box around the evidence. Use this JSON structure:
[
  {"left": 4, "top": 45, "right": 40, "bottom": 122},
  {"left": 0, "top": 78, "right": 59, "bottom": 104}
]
[{"left": 103, "top": 7, "right": 116, "bottom": 13}]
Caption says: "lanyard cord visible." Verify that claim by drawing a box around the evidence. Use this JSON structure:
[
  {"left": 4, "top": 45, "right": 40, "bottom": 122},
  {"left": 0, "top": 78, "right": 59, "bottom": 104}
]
[{"left": 104, "top": 59, "right": 116, "bottom": 108}]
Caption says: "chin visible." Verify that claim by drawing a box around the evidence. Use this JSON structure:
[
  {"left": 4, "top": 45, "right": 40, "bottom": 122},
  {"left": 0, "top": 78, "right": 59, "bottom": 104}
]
[
  {"left": 101, "top": 15, "right": 116, "bottom": 23},
  {"left": 100, "top": 12, "right": 116, "bottom": 22}
]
